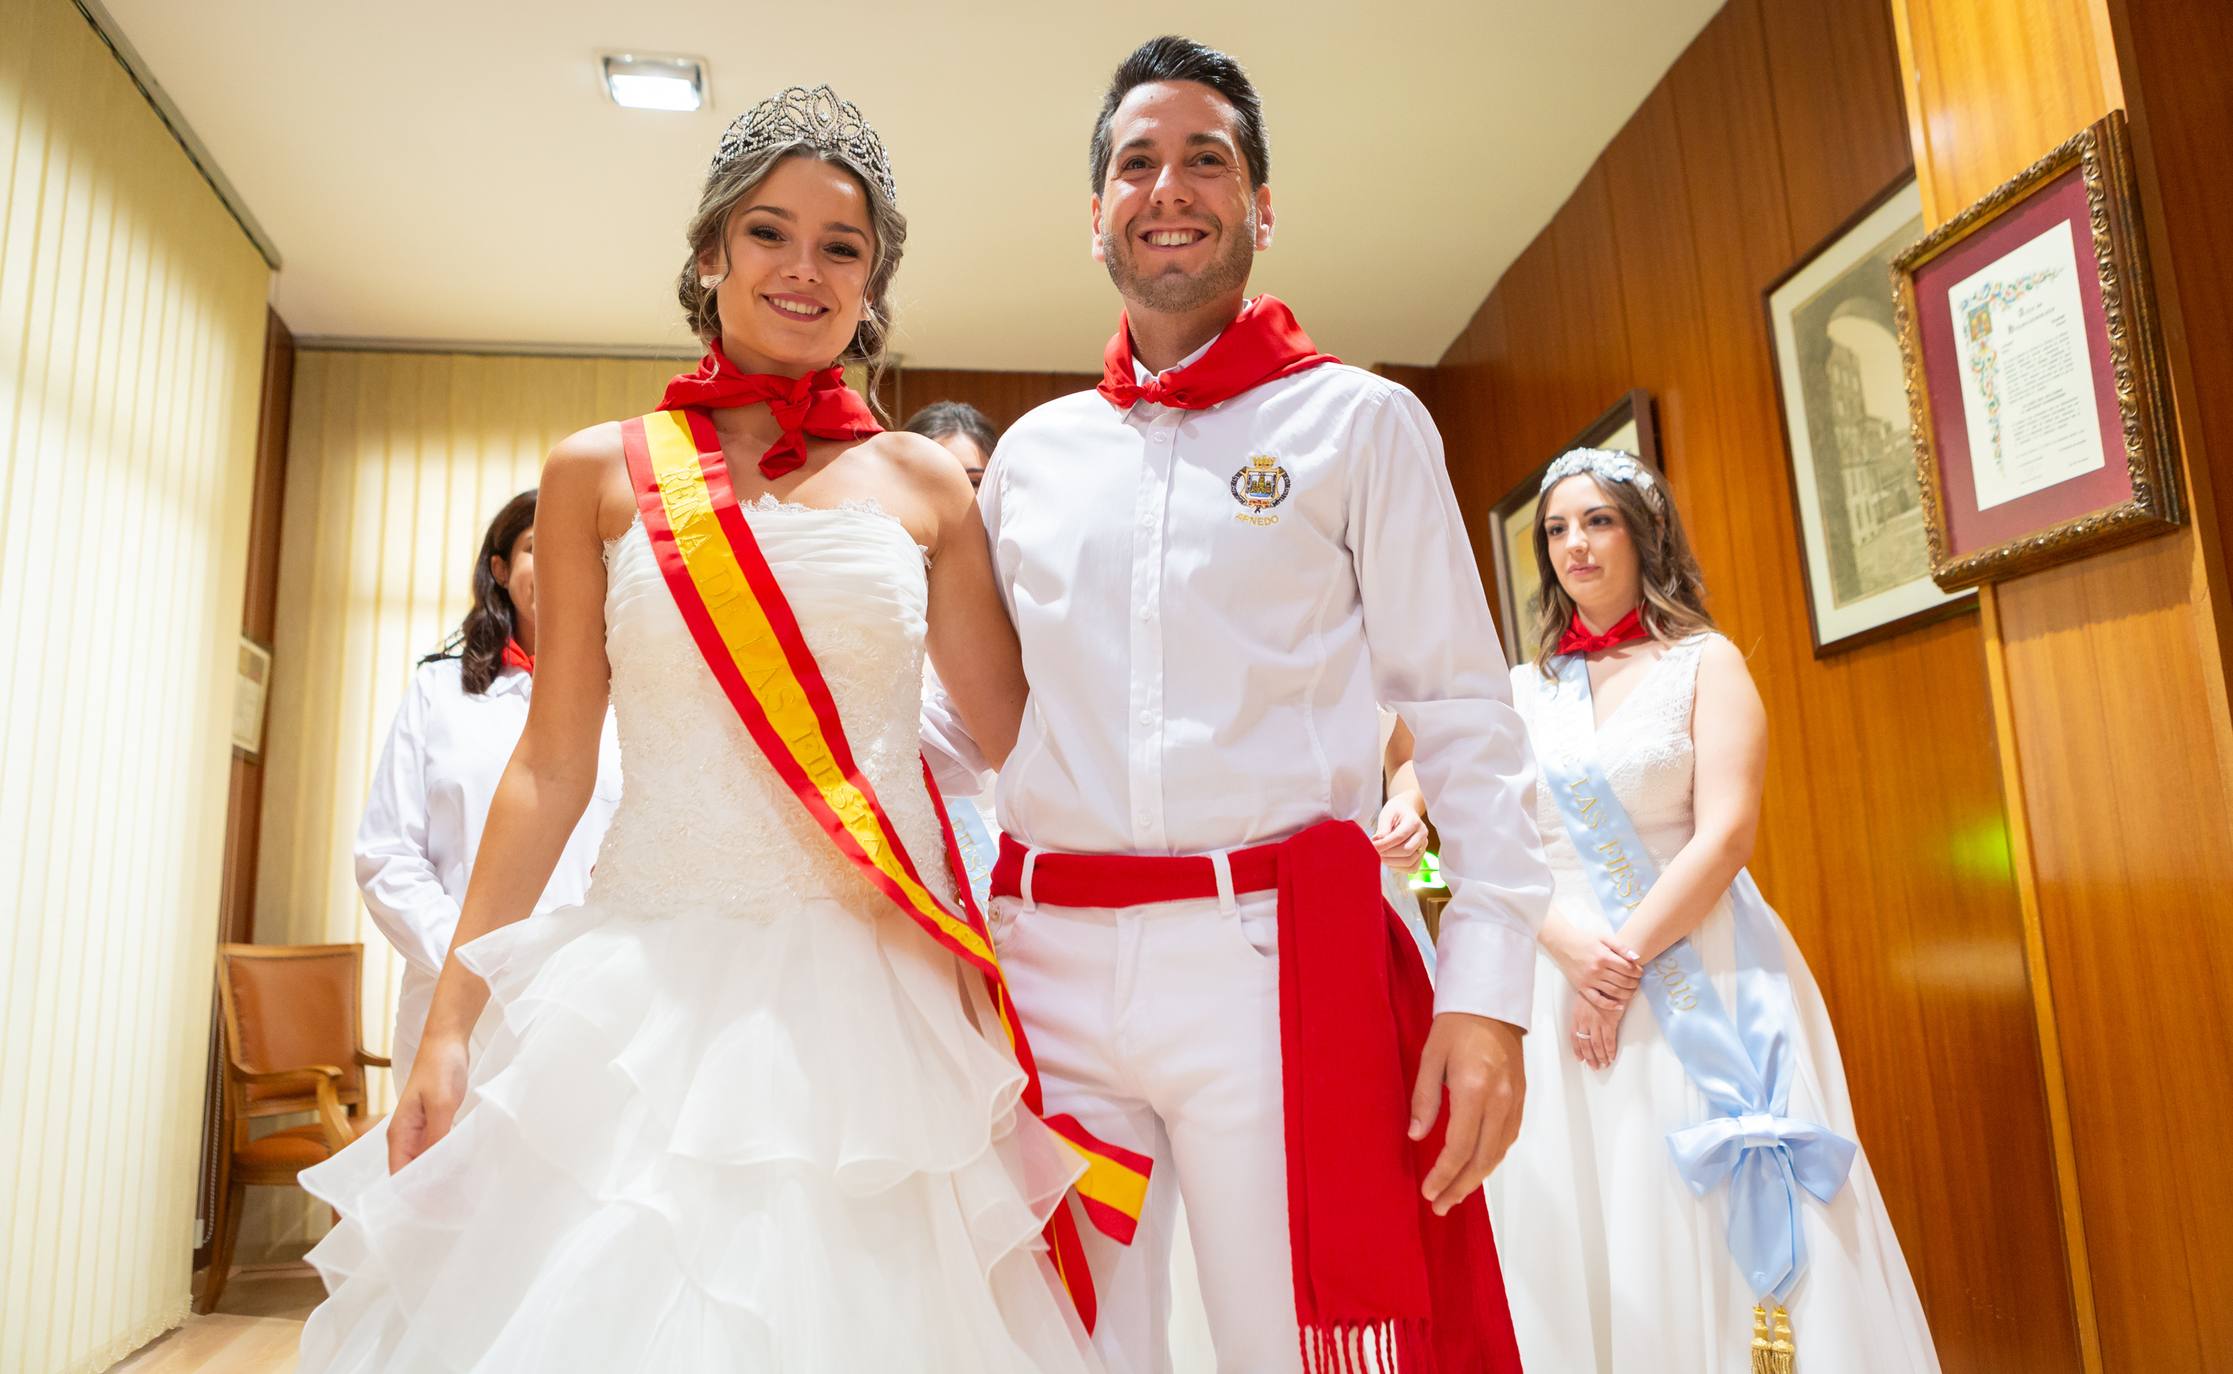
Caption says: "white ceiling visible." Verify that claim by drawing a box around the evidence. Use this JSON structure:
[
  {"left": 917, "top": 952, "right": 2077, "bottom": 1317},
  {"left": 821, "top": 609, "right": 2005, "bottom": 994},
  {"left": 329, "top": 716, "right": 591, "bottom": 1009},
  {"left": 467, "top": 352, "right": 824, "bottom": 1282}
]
[{"left": 99, "top": 0, "right": 1722, "bottom": 371}]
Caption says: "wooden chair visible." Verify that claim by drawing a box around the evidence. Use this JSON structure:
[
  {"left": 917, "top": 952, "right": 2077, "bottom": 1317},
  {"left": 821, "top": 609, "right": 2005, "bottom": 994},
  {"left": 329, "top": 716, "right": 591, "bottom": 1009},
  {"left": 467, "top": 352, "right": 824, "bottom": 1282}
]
[{"left": 198, "top": 942, "right": 389, "bottom": 1314}]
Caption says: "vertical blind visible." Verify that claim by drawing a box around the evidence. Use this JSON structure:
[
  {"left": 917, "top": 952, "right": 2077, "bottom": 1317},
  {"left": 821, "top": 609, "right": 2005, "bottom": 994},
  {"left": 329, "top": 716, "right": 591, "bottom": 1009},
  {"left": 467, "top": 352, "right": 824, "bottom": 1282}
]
[
  {"left": 245, "top": 349, "right": 681, "bottom": 1257},
  {"left": 0, "top": 0, "right": 273, "bottom": 1369}
]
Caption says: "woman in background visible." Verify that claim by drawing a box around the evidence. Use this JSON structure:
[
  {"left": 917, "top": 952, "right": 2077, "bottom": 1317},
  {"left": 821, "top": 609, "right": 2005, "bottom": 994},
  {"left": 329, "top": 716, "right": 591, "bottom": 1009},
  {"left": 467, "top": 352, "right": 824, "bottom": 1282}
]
[
  {"left": 354, "top": 490, "right": 621, "bottom": 1086},
  {"left": 1486, "top": 448, "right": 1938, "bottom": 1373}
]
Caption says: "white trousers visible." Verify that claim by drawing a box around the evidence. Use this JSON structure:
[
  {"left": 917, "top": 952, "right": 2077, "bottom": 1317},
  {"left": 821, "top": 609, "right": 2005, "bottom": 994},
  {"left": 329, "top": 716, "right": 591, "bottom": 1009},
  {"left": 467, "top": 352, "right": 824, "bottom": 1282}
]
[{"left": 991, "top": 886, "right": 1303, "bottom": 1374}]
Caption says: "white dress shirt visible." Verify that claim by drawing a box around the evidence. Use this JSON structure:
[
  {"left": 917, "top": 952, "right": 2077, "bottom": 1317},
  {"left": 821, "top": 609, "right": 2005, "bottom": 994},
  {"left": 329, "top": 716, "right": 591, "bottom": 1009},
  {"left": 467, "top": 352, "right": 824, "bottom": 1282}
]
[
  {"left": 355, "top": 656, "right": 622, "bottom": 1081},
  {"left": 968, "top": 341, "right": 1552, "bottom": 1024}
]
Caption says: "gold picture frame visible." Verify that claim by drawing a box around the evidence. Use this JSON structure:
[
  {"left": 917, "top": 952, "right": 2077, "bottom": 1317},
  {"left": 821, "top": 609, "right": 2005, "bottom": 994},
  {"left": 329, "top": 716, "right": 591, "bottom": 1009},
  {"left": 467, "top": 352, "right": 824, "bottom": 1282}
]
[{"left": 1891, "top": 110, "right": 2182, "bottom": 590}]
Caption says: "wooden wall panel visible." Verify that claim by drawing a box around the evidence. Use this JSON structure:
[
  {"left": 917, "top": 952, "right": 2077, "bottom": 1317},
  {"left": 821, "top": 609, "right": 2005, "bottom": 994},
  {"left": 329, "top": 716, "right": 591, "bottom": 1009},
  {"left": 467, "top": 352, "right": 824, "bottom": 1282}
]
[
  {"left": 882, "top": 366, "right": 1099, "bottom": 437},
  {"left": 1760, "top": 0, "right": 1912, "bottom": 249},
  {"left": 1541, "top": 165, "right": 1634, "bottom": 435},
  {"left": 218, "top": 309, "right": 295, "bottom": 947},
  {"left": 1890, "top": 0, "right": 2233, "bottom": 1366},
  {"left": 1435, "top": 290, "right": 1515, "bottom": 601},
  {"left": 1424, "top": 0, "right": 2080, "bottom": 1368}
]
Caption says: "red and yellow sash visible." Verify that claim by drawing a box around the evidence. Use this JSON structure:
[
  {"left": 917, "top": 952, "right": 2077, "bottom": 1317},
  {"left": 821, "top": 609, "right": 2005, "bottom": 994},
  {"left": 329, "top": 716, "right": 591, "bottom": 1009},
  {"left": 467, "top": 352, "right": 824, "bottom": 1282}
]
[{"left": 621, "top": 406, "right": 1149, "bottom": 1327}]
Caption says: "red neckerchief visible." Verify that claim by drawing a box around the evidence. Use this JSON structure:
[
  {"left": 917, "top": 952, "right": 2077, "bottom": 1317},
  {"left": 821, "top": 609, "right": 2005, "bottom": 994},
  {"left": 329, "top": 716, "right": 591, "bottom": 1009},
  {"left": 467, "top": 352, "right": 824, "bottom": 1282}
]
[
  {"left": 1557, "top": 608, "right": 1649, "bottom": 657},
  {"left": 658, "top": 340, "right": 882, "bottom": 479},
  {"left": 501, "top": 639, "right": 535, "bottom": 676},
  {"left": 1096, "top": 295, "right": 1340, "bottom": 411}
]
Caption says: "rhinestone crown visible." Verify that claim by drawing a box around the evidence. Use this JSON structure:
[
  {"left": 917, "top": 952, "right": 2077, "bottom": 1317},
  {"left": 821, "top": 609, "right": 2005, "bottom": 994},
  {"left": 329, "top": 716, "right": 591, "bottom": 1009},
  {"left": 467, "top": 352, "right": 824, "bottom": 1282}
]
[
  {"left": 709, "top": 85, "right": 897, "bottom": 205},
  {"left": 1540, "top": 447, "right": 1663, "bottom": 508}
]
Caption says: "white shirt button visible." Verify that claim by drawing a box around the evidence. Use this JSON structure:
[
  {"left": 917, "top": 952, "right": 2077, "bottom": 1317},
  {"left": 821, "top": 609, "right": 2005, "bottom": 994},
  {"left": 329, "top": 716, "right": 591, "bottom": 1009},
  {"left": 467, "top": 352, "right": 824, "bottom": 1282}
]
[
  {"left": 1137, "top": 710, "right": 1152, "bottom": 725},
  {"left": 1139, "top": 606, "right": 1152, "bottom": 621},
  {"left": 1152, "top": 432, "right": 1167, "bottom": 444}
]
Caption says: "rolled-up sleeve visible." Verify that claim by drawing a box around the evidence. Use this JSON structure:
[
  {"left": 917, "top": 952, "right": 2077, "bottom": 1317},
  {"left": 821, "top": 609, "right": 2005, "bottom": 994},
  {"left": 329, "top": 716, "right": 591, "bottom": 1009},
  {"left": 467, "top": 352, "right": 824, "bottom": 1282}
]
[{"left": 1349, "top": 385, "right": 1552, "bottom": 1026}]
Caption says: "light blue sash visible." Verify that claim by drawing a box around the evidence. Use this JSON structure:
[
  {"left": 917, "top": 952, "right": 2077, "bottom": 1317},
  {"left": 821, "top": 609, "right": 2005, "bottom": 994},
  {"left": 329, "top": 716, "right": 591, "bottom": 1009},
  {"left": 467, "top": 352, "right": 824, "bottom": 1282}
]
[
  {"left": 1536, "top": 652, "right": 1855, "bottom": 1303},
  {"left": 945, "top": 797, "right": 996, "bottom": 909}
]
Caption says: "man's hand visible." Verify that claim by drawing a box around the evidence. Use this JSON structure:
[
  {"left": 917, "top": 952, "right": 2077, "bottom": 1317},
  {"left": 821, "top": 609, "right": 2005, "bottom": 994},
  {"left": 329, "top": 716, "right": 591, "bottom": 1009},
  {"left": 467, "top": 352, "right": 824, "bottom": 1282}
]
[{"left": 1409, "top": 1011, "right": 1526, "bottom": 1215}]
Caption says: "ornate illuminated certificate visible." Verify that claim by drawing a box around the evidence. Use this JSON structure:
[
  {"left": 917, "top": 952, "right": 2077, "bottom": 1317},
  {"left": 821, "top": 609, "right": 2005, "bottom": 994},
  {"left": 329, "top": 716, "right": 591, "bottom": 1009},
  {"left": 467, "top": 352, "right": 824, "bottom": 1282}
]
[{"left": 1948, "top": 219, "right": 2108, "bottom": 512}]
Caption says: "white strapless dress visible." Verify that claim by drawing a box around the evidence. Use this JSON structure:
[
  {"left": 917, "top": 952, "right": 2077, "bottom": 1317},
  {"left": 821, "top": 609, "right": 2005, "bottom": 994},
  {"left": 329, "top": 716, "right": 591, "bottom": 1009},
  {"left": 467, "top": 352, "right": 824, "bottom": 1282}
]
[
  {"left": 297, "top": 502, "right": 1099, "bottom": 1373},
  {"left": 1485, "top": 634, "right": 1939, "bottom": 1374}
]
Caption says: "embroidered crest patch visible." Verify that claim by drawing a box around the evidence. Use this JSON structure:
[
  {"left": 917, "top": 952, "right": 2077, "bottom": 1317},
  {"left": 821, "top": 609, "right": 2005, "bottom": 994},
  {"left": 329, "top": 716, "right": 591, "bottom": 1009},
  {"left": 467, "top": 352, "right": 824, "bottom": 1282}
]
[{"left": 1229, "top": 455, "right": 1291, "bottom": 526}]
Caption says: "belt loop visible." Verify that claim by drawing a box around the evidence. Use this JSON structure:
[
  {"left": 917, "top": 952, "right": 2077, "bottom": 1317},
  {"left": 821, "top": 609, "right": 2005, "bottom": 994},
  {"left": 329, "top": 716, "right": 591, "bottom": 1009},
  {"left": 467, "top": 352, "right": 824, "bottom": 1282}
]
[
  {"left": 1208, "top": 849, "right": 1238, "bottom": 915},
  {"left": 1019, "top": 848, "right": 1041, "bottom": 913}
]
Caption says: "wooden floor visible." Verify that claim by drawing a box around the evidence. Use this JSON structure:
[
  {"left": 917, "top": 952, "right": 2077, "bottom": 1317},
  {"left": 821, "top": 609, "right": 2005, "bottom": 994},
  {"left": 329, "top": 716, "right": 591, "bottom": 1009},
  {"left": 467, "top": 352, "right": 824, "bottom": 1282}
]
[{"left": 108, "top": 1267, "right": 320, "bottom": 1374}]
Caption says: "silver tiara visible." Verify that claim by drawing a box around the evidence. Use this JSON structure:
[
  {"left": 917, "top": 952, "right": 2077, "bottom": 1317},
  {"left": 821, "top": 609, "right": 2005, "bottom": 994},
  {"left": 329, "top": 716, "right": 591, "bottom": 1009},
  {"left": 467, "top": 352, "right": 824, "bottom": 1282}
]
[
  {"left": 710, "top": 85, "right": 897, "bottom": 205},
  {"left": 1540, "top": 447, "right": 1663, "bottom": 508}
]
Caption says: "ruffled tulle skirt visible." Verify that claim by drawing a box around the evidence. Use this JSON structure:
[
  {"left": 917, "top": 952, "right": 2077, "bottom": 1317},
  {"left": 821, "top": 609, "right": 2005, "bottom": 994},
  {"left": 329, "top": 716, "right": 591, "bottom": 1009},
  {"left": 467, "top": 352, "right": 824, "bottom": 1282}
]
[{"left": 297, "top": 891, "right": 1097, "bottom": 1373}]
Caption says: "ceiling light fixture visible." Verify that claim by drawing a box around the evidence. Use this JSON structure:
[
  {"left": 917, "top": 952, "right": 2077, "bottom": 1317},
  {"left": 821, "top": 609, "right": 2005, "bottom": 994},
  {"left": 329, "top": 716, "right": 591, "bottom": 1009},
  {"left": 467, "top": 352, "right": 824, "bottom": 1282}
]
[{"left": 600, "top": 53, "right": 708, "bottom": 112}]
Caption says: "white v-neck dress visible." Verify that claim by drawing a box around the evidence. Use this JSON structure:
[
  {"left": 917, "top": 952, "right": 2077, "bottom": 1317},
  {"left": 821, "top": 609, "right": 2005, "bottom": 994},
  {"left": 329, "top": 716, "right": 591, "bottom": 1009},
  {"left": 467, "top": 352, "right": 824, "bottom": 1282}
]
[{"left": 1485, "top": 634, "right": 1939, "bottom": 1374}]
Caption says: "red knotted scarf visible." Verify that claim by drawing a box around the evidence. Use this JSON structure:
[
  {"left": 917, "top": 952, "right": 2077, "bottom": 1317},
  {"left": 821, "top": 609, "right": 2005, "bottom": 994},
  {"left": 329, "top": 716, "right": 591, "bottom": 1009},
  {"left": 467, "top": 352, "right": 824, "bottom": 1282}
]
[
  {"left": 1097, "top": 295, "right": 1339, "bottom": 411},
  {"left": 658, "top": 341, "right": 882, "bottom": 478},
  {"left": 1555, "top": 607, "right": 1649, "bottom": 657},
  {"left": 500, "top": 639, "right": 535, "bottom": 676}
]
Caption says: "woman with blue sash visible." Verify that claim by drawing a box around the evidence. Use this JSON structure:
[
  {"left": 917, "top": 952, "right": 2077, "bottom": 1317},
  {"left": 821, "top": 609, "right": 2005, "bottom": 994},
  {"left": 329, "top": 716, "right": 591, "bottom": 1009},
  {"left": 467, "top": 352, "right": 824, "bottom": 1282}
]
[{"left": 1483, "top": 449, "right": 1939, "bottom": 1373}]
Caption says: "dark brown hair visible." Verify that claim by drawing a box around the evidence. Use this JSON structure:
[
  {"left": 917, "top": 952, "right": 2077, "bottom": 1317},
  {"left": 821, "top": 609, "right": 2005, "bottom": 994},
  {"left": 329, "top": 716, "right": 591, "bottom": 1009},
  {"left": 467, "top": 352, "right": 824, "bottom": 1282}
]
[
  {"left": 902, "top": 400, "right": 997, "bottom": 456},
  {"left": 1529, "top": 461, "right": 1714, "bottom": 677},
  {"left": 424, "top": 490, "right": 535, "bottom": 695},
  {"left": 1090, "top": 36, "right": 1270, "bottom": 190}
]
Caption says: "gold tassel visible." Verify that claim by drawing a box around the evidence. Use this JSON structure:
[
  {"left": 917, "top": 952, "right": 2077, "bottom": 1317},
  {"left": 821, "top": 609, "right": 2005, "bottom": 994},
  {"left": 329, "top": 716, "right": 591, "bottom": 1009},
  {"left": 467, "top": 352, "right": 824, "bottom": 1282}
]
[
  {"left": 1749, "top": 1305, "right": 1774, "bottom": 1374},
  {"left": 1769, "top": 1305, "right": 1796, "bottom": 1374}
]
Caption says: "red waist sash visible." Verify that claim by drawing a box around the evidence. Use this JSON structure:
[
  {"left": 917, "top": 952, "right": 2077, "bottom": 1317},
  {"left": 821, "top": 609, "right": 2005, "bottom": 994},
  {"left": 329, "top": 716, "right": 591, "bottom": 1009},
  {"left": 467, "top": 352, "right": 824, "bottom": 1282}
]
[{"left": 991, "top": 822, "right": 1522, "bottom": 1374}]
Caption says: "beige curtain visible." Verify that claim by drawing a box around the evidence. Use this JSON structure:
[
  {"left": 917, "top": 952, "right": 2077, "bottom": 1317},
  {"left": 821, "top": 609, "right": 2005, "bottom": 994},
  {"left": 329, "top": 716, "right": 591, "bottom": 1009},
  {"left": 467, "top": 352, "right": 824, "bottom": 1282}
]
[
  {"left": 0, "top": 0, "right": 274, "bottom": 1369},
  {"left": 245, "top": 349, "right": 681, "bottom": 1257}
]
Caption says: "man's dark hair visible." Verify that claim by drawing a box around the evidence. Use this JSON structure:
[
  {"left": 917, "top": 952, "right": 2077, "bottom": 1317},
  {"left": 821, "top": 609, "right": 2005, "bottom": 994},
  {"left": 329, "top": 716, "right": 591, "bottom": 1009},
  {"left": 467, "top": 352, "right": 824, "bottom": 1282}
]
[
  {"left": 1088, "top": 36, "right": 1268, "bottom": 192},
  {"left": 902, "top": 400, "right": 998, "bottom": 458}
]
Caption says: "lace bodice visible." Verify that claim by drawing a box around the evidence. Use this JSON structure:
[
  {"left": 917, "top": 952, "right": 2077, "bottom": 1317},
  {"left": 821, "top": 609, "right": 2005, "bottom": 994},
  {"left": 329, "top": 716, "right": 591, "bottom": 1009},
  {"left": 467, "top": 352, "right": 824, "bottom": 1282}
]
[
  {"left": 1512, "top": 635, "right": 1716, "bottom": 879},
  {"left": 589, "top": 500, "right": 957, "bottom": 919}
]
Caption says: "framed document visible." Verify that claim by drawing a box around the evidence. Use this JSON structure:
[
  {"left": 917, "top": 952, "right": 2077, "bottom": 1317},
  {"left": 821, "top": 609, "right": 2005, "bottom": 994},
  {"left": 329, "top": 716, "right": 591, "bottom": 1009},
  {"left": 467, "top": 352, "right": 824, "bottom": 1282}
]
[
  {"left": 1486, "top": 390, "right": 1661, "bottom": 664},
  {"left": 1766, "top": 175, "right": 1972, "bottom": 655},
  {"left": 1892, "top": 111, "right": 2182, "bottom": 589}
]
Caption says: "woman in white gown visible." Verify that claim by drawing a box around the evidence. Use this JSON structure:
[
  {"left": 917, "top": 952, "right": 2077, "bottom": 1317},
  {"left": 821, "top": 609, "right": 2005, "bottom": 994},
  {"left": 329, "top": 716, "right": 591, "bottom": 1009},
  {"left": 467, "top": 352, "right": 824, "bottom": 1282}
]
[
  {"left": 296, "top": 87, "right": 1100, "bottom": 1372},
  {"left": 1485, "top": 449, "right": 1939, "bottom": 1374}
]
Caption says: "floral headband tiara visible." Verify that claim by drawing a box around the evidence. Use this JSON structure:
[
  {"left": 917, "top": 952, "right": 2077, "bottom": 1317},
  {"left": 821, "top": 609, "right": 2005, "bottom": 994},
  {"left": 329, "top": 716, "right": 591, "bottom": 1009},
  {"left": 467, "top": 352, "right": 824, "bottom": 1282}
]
[
  {"left": 1539, "top": 447, "right": 1664, "bottom": 511},
  {"left": 709, "top": 84, "right": 898, "bottom": 206}
]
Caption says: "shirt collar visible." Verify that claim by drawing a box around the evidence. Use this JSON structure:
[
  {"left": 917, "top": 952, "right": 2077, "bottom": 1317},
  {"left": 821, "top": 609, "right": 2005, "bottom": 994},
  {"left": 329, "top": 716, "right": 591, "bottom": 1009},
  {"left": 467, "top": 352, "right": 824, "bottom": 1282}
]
[{"left": 1131, "top": 329, "right": 1222, "bottom": 388}]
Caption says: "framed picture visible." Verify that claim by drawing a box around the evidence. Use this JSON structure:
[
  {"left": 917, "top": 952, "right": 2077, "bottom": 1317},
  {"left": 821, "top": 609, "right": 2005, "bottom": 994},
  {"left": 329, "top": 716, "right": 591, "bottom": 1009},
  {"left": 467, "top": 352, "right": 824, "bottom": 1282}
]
[
  {"left": 1892, "top": 111, "right": 2182, "bottom": 589},
  {"left": 1486, "top": 390, "right": 1661, "bottom": 664},
  {"left": 1766, "top": 175, "right": 1972, "bottom": 654},
  {"left": 232, "top": 637, "right": 272, "bottom": 758}
]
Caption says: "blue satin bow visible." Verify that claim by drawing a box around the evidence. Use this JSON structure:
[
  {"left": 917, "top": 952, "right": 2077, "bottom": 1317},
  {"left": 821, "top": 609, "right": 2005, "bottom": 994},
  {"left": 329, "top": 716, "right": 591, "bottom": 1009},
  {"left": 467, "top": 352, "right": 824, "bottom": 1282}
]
[{"left": 1669, "top": 1111, "right": 1859, "bottom": 1297}]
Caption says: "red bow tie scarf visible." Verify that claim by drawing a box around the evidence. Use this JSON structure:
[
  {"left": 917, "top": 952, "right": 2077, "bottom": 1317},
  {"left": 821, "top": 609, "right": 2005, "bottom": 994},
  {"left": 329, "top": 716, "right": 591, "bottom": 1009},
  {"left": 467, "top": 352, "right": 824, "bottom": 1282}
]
[
  {"left": 658, "top": 342, "right": 883, "bottom": 478},
  {"left": 1556, "top": 608, "right": 1650, "bottom": 656}
]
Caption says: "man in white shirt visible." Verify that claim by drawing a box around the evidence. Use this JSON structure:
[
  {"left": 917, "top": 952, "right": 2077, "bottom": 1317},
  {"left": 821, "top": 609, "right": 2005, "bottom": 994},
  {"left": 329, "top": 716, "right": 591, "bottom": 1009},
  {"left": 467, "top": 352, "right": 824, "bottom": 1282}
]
[{"left": 934, "top": 36, "right": 1549, "bottom": 1373}]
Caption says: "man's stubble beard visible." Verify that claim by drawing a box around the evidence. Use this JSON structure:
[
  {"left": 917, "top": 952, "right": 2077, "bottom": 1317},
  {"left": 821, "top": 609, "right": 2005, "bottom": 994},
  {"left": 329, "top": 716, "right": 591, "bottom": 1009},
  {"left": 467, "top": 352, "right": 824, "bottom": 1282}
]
[{"left": 1101, "top": 208, "right": 1256, "bottom": 314}]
